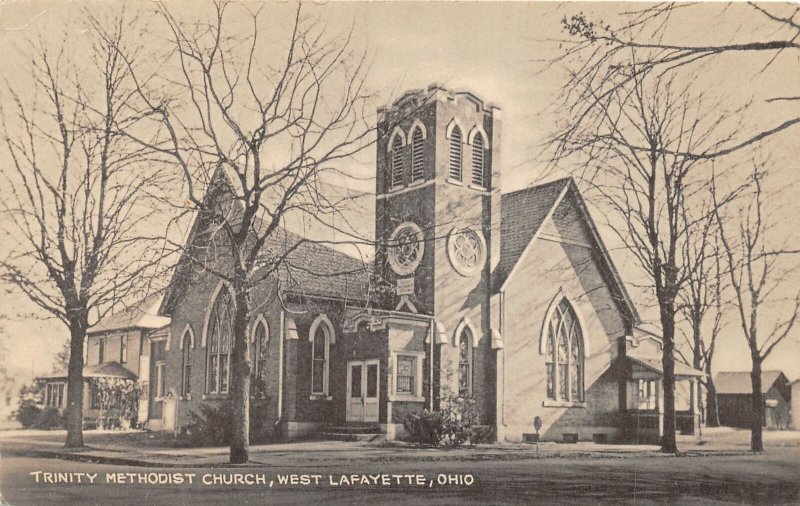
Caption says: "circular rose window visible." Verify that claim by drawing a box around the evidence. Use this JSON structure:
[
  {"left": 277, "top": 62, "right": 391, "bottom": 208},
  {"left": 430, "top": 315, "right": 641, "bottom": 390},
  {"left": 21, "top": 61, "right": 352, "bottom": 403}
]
[
  {"left": 447, "top": 227, "right": 486, "bottom": 276},
  {"left": 388, "top": 222, "right": 424, "bottom": 275}
]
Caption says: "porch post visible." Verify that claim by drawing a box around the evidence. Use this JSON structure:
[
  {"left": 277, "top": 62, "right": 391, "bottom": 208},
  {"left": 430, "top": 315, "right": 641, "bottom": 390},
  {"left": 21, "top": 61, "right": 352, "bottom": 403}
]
[
  {"left": 690, "top": 378, "right": 700, "bottom": 435},
  {"left": 656, "top": 379, "right": 664, "bottom": 437}
]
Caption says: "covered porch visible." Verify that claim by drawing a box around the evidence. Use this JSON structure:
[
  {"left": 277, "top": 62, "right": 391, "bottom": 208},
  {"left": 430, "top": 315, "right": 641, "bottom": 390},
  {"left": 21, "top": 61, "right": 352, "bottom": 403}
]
[
  {"left": 37, "top": 362, "right": 140, "bottom": 428},
  {"left": 619, "top": 356, "right": 705, "bottom": 444}
]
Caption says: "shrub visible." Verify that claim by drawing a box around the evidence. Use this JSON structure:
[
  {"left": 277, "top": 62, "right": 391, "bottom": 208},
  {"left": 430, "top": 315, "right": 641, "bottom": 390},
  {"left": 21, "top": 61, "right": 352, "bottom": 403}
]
[
  {"left": 15, "top": 400, "right": 41, "bottom": 428},
  {"left": 469, "top": 425, "right": 494, "bottom": 444},
  {"left": 403, "top": 396, "right": 482, "bottom": 448},
  {"left": 184, "top": 398, "right": 272, "bottom": 447},
  {"left": 34, "top": 407, "right": 65, "bottom": 430},
  {"left": 403, "top": 410, "right": 446, "bottom": 446}
]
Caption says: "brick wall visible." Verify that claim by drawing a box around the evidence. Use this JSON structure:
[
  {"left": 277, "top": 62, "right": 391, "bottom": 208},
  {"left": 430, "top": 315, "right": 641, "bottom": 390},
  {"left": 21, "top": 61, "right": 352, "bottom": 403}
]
[{"left": 498, "top": 195, "right": 629, "bottom": 441}]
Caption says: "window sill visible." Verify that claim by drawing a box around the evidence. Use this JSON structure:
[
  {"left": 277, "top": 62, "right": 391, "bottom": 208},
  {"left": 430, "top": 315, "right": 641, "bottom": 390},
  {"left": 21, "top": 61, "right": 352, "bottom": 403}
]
[
  {"left": 543, "top": 400, "right": 586, "bottom": 408},
  {"left": 409, "top": 179, "right": 426, "bottom": 187},
  {"left": 309, "top": 394, "right": 332, "bottom": 401},
  {"left": 447, "top": 179, "right": 464, "bottom": 186},
  {"left": 389, "top": 394, "right": 425, "bottom": 403},
  {"left": 202, "top": 393, "right": 230, "bottom": 401},
  {"left": 388, "top": 185, "right": 405, "bottom": 193},
  {"left": 468, "top": 183, "right": 488, "bottom": 191}
]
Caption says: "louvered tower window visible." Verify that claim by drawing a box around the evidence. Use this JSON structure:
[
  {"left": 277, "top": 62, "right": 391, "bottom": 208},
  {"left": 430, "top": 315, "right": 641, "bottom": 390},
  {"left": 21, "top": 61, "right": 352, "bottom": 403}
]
[
  {"left": 448, "top": 126, "right": 463, "bottom": 182},
  {"left": 411, "top": 127, "right": 425, "bottom": 183},
  {"left": 471, "top": 133, "right": 485, "bottom": 187},
  {"left": 391, "top": 135, "right": 404, "bottom": 188}
]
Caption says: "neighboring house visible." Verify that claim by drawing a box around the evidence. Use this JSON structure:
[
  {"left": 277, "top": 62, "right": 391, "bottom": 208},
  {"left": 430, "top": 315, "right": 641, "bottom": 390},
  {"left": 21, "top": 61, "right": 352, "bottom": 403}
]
[
  {"left": 145, "top": 84, "right": 704, "bottom": 443},
  {"left": 715, "top": 371, "right": 792, "bottom": 430},
  {"left": 792, "top": 379, "right": 800, "bottom": 429},
  {"left": 37, "top": 294, "right": 169, "bottom": 426}
]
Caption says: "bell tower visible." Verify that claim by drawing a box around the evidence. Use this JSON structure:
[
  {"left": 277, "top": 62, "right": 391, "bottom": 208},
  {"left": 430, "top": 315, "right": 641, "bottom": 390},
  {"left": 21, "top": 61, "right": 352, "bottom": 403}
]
[{"left": 374, "top": 84, "right": 502, "bottom": 321}]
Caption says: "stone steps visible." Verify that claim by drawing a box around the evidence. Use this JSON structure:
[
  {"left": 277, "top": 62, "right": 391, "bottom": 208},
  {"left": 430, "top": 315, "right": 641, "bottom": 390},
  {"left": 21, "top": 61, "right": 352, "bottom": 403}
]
[{"left": 317, "top": 423, "right": 384, "bottom": 442}]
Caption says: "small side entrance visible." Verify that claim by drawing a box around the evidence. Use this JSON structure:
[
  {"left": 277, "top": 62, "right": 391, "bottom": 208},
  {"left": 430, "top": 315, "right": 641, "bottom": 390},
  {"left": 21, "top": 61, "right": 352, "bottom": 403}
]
[{"left": 346, "top": 360, "right": 379, "bottom": 422}]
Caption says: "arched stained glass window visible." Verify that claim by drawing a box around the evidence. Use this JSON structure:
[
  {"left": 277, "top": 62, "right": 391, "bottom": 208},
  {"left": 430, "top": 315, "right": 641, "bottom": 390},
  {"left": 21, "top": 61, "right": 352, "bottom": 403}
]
[
  {"left": 458, "top": 328, "right": 472, "bottom": 397},
  {"left": 206, "top": 289, "right": 233, "bottom": 395},
  {"left": 252, "top": 320, "right": 269, "bottom": 381},
  {"left": 545, "top": 298, "right": 584, "bottom": 402},
  {"left": 311, "top": 321, "right": 331, "bottom": 396},
  {"left": 181, "top": 331, "right": 192, "bottom": 397},
  {"left": 448, "top": 126, "right": 463, "bottom": 182}
]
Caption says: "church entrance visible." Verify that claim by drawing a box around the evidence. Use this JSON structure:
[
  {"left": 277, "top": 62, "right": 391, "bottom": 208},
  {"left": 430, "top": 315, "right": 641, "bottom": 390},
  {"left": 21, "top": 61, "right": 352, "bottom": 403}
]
[{"left": 346, "top": 360, "right": 379, "bottom": 422}]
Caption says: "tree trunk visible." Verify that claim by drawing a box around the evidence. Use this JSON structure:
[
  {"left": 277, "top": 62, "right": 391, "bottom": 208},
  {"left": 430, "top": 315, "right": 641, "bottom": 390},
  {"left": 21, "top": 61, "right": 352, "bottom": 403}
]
[
  {"left": 750, "top": 356, "right": 764, "bottom": 452},
  {"left": 660, "top": 307, "right": 678, "bottom": 453},
  {"left": 705, "top": 369, "right": 720, "bottom": 427},
  {"left": 64, "top": 318, "right": 86, "bottom": 448},
  {"left": 229, "top": 287, "right": 251, "bottom": 464}
]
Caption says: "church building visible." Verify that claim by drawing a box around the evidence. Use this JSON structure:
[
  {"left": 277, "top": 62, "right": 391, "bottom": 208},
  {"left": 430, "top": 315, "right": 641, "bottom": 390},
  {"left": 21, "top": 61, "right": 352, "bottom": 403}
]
[{"left": 135, "top": 84, "right": 703, "bottom": 443}]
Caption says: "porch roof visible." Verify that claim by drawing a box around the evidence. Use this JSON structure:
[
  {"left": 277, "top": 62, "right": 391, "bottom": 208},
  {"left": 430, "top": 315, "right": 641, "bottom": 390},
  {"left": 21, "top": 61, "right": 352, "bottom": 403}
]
[
  {"left": 627, "top": 356, "right": 704, "bottom": 379},
  {"left": 37, "top": 361, "right": 138, "bottom": 381}
]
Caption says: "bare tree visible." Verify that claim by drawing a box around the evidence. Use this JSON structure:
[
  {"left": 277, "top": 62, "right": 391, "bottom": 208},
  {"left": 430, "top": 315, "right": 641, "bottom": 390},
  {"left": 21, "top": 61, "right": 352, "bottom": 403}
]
[
  {"left": 559, "top": 3, "right": 800, "bottom": 158},
  {"left": 676, "top": 201, "right": 726, "bottom": 427},
  {"left": 550, "top": 43, "right": 741, "bottom": 451},
  {"left": 712, "top": 161, "right": 800, "bottom": 452},
  {"left": 0, "top": 14, "right": 169, "bottom": 447},
  {"left": 111, "top": 1, "right": 378, "bottom": 463}
]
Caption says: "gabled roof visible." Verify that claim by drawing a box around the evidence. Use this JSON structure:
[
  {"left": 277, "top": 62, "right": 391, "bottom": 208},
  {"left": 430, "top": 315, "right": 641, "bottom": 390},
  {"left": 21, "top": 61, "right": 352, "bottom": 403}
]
[
  {"left": 262, "top": 223, "right": 371, "bottom": 302},
  {"left": 714, "top": 370, "right": 789, "bottom": 395},
  {"left": 89, "top": 293, "right": 170, "bottom": 334},
  {"left": 627, "top": 356, "right": 704, "bottom": 378},
  {"left": 160, "top": 170, "right": 372, "bottom": 314},
  {"left": 498, "top": 177, "right": 571, "bottom": 280},
  {"left": 38, "top": 361, "right": 138, "bottom": 381},
  {"left": 495, "top": 177, "right": 640, "bottom": 324}
]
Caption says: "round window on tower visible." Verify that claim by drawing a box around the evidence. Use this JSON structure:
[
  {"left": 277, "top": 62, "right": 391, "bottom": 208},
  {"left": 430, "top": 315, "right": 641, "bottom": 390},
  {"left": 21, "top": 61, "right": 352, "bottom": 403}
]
[
  {"left": 447, "top": 227, "right": 487, "bottom": 276},
  {"left": 388, "top": 222, "right": 425, "bottom": 276}
]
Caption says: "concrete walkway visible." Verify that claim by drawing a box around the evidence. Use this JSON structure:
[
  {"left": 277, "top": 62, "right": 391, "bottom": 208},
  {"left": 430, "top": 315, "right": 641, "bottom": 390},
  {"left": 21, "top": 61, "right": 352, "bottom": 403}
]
[{"left": 2, "top": 427, "right": 798, "bottom": 468}]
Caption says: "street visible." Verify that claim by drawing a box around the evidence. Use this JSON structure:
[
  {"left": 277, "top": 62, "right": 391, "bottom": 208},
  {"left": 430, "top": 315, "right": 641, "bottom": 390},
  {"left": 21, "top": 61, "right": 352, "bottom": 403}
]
[{"left": 2, "top": 448, "right": 799, "bottom": 505}]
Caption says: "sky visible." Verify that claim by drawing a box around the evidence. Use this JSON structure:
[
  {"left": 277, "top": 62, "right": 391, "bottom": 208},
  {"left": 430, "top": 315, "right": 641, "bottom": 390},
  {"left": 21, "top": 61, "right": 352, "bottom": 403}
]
[{"left": 0, "top": 1, "right": 798, "bottom": 382}]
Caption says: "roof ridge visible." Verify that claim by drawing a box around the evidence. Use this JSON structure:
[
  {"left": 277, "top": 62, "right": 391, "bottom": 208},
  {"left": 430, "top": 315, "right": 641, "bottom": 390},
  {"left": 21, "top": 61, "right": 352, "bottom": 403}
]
[{"left": 501, "top": 176, "right": 573, "bottom": 199}]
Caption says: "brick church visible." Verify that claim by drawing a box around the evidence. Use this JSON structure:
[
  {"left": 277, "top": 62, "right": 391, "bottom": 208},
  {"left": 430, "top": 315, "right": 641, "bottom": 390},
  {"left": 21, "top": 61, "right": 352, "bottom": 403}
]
[{"left": 53, "top": 84, "right": 704, "bottom": 443}]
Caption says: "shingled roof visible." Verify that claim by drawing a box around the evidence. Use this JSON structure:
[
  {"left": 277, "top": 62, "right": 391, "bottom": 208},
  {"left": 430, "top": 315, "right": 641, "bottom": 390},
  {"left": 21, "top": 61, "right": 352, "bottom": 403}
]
[
  {"left": 261, "top": 224, "right": 371, "bottom": 302},
  {"left": 715, "top": 371, "right": 788, "bottom": 395},
  {"left": 38, "top": 361, "right": 138, "bottom": 381},
  {"left": 89, "top": 293, "right": 170, "bottom": 334},
  {"left": 497, "top": 177, "right": 571, "bottom": 281}
]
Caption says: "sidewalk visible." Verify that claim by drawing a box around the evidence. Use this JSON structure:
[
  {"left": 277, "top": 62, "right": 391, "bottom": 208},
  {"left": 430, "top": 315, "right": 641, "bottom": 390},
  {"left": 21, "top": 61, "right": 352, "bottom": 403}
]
[{"left": 2, "top": 427, "right": 796, "bottom": 468}]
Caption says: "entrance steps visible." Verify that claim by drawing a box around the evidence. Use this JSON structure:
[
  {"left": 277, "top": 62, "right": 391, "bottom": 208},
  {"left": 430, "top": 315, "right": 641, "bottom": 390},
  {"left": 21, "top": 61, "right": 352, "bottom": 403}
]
[{"left": 317, "top": 423, "right": 384, "bottom": 442}]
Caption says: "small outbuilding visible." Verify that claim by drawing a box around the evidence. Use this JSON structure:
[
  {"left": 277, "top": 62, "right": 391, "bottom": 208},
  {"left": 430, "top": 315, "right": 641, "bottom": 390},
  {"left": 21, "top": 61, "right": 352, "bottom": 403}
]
[{"left": 715, "top": 371, "right": 791, "bottom": 430}]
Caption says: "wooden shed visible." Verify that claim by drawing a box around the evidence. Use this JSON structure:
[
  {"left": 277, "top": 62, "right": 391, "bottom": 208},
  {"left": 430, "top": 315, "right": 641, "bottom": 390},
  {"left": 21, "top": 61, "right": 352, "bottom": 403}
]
[{"left": 715, "top": 371, "right": 791, "bottom": 430}]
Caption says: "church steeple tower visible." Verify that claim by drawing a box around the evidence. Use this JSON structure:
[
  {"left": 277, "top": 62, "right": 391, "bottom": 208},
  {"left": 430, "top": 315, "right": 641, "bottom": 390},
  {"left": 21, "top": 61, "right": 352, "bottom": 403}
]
[{"left": 374, "top": 84, "right": 501, "bottom": 318}]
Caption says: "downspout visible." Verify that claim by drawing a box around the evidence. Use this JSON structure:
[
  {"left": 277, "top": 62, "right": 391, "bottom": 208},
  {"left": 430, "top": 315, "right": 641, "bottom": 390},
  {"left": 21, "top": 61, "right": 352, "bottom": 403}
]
[
  {"left": 500, "top": 289, "right": 506, "bottom": 426},
  {"left": 277, "top": 310, "right": 285, "bottom": 424},
  {"left": 429, "top": 319, "right": 435, "bottom": 411}
]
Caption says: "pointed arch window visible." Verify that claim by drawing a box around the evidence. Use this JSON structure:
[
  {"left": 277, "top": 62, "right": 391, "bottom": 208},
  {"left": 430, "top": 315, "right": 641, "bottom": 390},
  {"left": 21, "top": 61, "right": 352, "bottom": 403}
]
[
  {"left": 458, "top": 327, "right": 473, "bottom": 397},
  {"left": 471, "top": 132, "right": 485, "bottom": 187},
  {"left": 252, "top": 319, "right": 269, "bottom": 382},
  {"left": 546, "top": 299, "right": 584, "bottom": 402},
  {"left": 181, "top": 330, "right": 192, "bottom": 397},
  {"left": 448, "top": 125, "right": 463, "bottom": 182},
  {"left": 391, "top": 134, "right": 404, "bottom": 188},
  {"left": 411, "top": 127, "right": 425, "bottom": 183},
  {"left": 206, "top": 289, "right": 233, "bottom": 395},
  {"left": 310, "top": 319, "right": 332, "bottom": 396}
]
